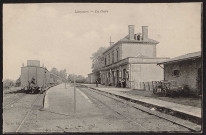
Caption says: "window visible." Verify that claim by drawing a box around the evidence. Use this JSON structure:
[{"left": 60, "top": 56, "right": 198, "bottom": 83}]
[
  {"left": 108, "top": 54, "right": 110, "bottom": 65},
  {"left": 105, "top": 57, "right": 106, "bottom": 65},
  {"left": 172, "top": 70, "right": 180, "bottom": 77},
  {"left": 112, "top": 51, "right": 114, "bottom": 63},
  {"left": 116, "top": 49, "right": 119, "bottom": 61}
]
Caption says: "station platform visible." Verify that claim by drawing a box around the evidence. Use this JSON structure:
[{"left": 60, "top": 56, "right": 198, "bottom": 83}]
[{"left": 80, "top": 83, "right": 201, "bottom": 124}]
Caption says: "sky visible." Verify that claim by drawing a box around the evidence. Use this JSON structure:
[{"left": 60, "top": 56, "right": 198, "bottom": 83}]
[{"left": 3, "top": 3, "right": 201, "bottom": 80}]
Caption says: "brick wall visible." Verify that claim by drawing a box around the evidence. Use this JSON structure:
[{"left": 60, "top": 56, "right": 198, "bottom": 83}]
[{"left": 164, "top": 58, "right": 202, "bottom": 94}]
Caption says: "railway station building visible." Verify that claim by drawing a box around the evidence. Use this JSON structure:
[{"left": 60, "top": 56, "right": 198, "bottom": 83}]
[
  {"left": 99, "top": 25, "right": 169, "bottom": 88},
  {"left": 157, "top": 51, "right": 202, "bottom": 96}
]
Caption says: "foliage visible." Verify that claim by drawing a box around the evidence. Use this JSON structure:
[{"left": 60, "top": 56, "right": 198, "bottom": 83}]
[
  {"left": 50, "top": 68, "right": 67, "bottom": 82},
  {"left": 90, "top": 47, "right": 106, "bottom": 72},
  {"left": 15, "top": 76, "right": 21, "bottom": 87},
  {"left": 59, "top": 69, "right": 67, "bottom": 81},
  {"left": 68, "top": 74, "right": 87, "bottom": 83},
  {"left": 3, "top": 79, "right": 15, "bottom": 89},
  {"left": 50, "top": 68, "right": 59, "bottom": 76}
]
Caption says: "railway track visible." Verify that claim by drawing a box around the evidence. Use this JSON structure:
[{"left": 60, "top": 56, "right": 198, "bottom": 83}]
[
  {"left": 77, "top": 86, "right": 200, "bottom": 132},
  {"left": 3, "top": 93, "right": 27, "bottom": 110},
  {"left": 3, "top": 92, "right": 43, "bottom": 133},
  {"left": 80, "top": 88, "right": 149, "bottom": 131},
  {"left": 15, "top": 94, "right": 42, "bottom": 132},
  {"left": 3, "top": 93, "right": 17, "bottom": 99}
]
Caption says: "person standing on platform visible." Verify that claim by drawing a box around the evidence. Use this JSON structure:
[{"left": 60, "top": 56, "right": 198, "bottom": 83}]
[{"left": 96, "top": 79, "right": 98, "bottom": 87}]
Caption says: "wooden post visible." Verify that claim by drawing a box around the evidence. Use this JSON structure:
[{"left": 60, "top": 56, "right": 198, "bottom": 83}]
[
  {"left": 143, "top": 82, "right": 145, "bottom": 90},
  {"left": 148, "top": 82, "right": 150, "bottom": 91},
  {"left": 140, "top": 82, "right": 141, "bottom": 89},
  {"left": 152, "top": 82, "right": 153, "bottom": 91}
]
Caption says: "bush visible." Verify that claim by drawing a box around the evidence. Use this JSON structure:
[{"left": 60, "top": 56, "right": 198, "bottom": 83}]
[
  {"left": 15, "top": 77, "right": 21, "bottom": 87},
  {"left": 68, "top": 74, "right": 87, "bottom": 83},
  {"left": 3, "top": 79, "right": 15, "bottom": 89}
]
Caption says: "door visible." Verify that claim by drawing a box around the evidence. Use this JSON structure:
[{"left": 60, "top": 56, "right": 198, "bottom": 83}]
[
  {"left": 116, "top": 70, "right": 119, "bottom": 87},
  {"left": 112, "top": 71, "right": 115, "bottom": 86},
  {"left": 123, "top": 69, "right": 126, "bottom": 88}
]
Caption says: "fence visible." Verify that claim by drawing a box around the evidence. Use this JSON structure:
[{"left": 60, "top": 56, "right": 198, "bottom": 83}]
[{"left": 130, "top": 81, "right": 159, "bottom": 91}]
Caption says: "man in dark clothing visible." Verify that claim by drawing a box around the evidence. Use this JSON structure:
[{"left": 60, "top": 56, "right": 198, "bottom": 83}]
[{"left": 96, "top": 79, "right": 98, "bottom": 87}]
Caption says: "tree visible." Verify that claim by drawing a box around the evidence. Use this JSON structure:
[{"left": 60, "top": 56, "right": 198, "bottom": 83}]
[
  {"left": 15, "top": 76, "right": 21, "bottom": 87},
  {"left": 68, "top": 74, "right": 87, "bottom": 83},
  {"left": 50, "top": 67, "right": 67, "bottom": 83},
  {"left": 3, "top": 79, "right": 15, "bottom": 89},
  {"left": 50, "top": 68, "right": 58, "bottom": 75},
  {"left": 76, "top": 75, "right": 87, "bottom": 83},
  {"left": 68, "top": 74, "right": 76, "bottom": 83},
  {"left": 90, "top": 47, "right": 106, "bottom": 72},
  {"left": 59, "top": 69, "right": 67, "bottom": 82}
]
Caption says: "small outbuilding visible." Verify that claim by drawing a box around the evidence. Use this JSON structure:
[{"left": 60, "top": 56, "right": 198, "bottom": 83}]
[
  {"left": 88, "top": 72, "right": 98, "bottom": 84},
  {"left": 158, "top": 51, "right": 202, "bottom": 96}
]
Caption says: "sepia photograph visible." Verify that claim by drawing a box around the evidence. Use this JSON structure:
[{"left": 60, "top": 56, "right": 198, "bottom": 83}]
[{"left": 3, "top": 3, "right": 202, "bottom": 133}]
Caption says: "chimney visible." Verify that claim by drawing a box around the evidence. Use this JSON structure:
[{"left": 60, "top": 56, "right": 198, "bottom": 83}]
[
  {"left": 142, "top": 26, "right": 148, "bottom": 40},
  {"left": 128, "top": 25, "right": 135, "bottom": 40}
]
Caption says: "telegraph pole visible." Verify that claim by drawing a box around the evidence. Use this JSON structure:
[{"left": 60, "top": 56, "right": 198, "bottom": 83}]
[
  {"left": 74, "top": 76, "right": 76, "bottom": 114},
  {"left": 65, "top": 73, "right": 69, "bottom": 89},
  {"left": 65, "top": 79, "right": 66, "bottom": 89}
]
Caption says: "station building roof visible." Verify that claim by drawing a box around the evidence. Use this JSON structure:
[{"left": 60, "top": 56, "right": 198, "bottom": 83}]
[
  {"left": 157, "top": 51, "right": 201, "bottom": 65},
  {"left": 103, "top": 34, "right": 159, "bottom": 54}
]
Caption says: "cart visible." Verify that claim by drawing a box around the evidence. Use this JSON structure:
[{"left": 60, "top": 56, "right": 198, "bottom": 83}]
[
  {"left": 152, "top": 80, "right": 184, "bottom": 97},
  {"left": 152, "top": 81, "right": 167, "bottom": 96}
]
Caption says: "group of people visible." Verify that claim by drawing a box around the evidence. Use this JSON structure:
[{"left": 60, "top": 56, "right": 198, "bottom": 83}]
[
  {"left": 118, "top": 78, "right": 126, "bottom": 88},
  {"left": 96, "top": 77, "right": 127, "bottom": 88}
]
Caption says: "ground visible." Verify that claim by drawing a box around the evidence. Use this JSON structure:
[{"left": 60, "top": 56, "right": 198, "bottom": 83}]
[
  {"left": 123, "top": 90, "right": 201, "bottom": 108},
  {"left": 3, "top": 84, "right": 200, "bottom": 133},
  {"left": 85, "top": 84, "right": 201, "bottom": 108}
]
